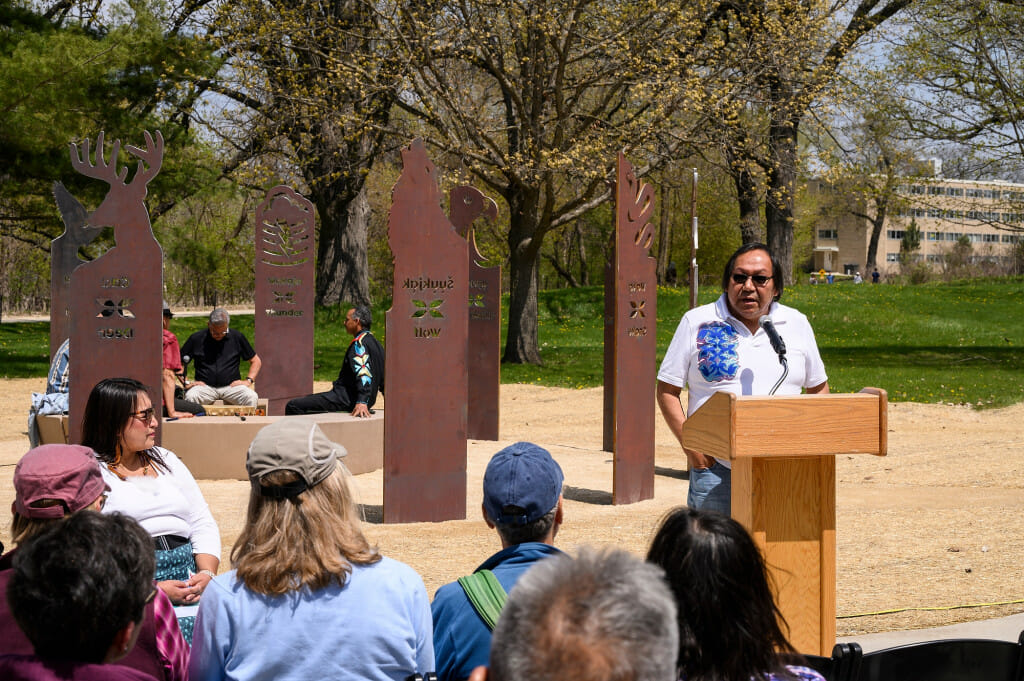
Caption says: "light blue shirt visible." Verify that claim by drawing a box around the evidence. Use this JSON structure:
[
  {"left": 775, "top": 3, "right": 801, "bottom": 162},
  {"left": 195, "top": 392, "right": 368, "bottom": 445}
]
[{"left": 189, "top": 557, "right": 434, "bottom": 681}]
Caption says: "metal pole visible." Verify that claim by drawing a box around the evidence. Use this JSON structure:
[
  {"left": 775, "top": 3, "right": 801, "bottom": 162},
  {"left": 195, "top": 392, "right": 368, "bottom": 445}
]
[{"left": 689, "top": 169, "right": 699, "bottom": 310}]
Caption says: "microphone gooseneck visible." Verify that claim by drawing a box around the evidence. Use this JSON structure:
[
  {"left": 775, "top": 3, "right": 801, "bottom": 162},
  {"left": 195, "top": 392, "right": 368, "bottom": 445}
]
[{"left": 758, "top": 315, "right": 789, "bottom": 394}]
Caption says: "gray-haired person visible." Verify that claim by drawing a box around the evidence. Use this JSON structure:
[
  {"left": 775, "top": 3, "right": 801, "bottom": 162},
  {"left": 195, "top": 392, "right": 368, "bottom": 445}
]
[
  {"left": 180, "top": 308, "right": 262, "bottom": 407},
  {"left": 468, "top": 548, "right": 679, "bottom": 681},
  {"left": 286, "top": 306, "right": 384, "bottom": 418}
]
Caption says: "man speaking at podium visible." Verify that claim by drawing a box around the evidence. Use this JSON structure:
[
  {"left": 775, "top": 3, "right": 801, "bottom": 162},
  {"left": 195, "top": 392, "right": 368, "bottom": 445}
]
[{"left": 656, "top": 243, "right": 829, "bottom": 514}]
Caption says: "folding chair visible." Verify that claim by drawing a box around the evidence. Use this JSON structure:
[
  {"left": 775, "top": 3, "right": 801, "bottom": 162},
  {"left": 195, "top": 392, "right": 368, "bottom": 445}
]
[{"left": 854, "top": 630, "right": 1024, "bottom": 681}]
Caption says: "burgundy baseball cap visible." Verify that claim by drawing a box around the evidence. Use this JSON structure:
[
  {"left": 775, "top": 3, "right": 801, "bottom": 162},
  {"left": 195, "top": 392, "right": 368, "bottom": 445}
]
[{"left": 13, "top": 444, "right": 109, "bottom": 519}]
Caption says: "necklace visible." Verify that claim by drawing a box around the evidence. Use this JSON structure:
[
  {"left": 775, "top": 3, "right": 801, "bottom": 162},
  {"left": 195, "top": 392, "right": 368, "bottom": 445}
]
[{"left": 108, "top": 451, "right": 152, "bottom": 480}]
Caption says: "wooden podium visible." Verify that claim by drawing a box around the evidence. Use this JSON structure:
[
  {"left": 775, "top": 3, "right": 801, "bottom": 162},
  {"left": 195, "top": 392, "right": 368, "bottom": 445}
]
[{"left": 681, "top": 387, "right": 887, "bottom": 656}]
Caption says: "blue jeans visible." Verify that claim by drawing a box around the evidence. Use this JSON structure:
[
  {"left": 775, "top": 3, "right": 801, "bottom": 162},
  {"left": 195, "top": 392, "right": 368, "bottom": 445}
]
[{"left": 687, "top": 460, "right": 731, "bottom": 515}]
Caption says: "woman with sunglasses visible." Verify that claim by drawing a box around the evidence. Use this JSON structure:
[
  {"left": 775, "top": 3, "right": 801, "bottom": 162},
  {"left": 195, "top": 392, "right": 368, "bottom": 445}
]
[
  {"left": 83, "top": 377, "right": 220, "bottom": 645},
  {"left": 656, "top": 243, "right": 829, "bottom": 514}
]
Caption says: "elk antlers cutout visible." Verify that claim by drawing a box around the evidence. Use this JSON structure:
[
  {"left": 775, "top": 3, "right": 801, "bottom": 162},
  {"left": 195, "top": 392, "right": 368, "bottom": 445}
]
[{"left": 69, "top": 130, "right": 164, "bottom": 192}]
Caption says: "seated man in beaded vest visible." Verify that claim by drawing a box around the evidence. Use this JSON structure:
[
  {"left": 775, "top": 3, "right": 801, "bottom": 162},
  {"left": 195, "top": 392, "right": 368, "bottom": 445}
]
[
  {"left": 286, "top": 306, "right": 384, "bottom": 418},
  {"left": 180, "top": 308, "right": 262, "bottom": 408}
]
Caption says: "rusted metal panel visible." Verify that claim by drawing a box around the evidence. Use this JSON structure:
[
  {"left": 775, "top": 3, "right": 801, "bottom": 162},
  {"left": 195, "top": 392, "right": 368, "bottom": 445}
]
[
  {"left": 67, "top": 132, "right": 164, "bottom": 445},
  {"left": 607, "top": 152, "right": 657, "bottom": 504},
  {"left": 50, "top": 182, "right": 101, "bottom": 359},
  {"left": 384, "top": 139, "right": 469, "bottom": 523},
  {"left": 254, "top": 186, "right": 315, "bottom": 415},
  {"left": 449, "top": 186, "right": 500, "bottom": 441}
]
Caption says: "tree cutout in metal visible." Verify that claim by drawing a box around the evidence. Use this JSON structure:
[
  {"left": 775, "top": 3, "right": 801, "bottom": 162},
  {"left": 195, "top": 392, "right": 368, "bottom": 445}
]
[
  {"left": 450, "top": 185, "right": 500, "bottom": 441},
  {"left": 255, "top": 186, "right": 315, "bottom": 415},
  {"left": 603, "top": 152, "right": 657, "bottom": 504},
  {"left": 67, "top": 131, "right": 164, "bottom": 445},
  {"left": 384, "top": 138, "right": 469, "bottom": 523},
  {"left": 50, "top": 182, "right": 102, "bottom": 360}
]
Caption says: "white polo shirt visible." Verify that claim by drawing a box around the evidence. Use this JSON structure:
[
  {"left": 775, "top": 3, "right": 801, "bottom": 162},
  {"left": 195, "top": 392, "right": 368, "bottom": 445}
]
[{"left": 658, "top": 295, "right": 828, "bottom": 467}]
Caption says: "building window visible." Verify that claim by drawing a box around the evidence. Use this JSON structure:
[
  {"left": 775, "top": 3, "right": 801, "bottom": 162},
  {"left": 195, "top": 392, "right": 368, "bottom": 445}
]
[
  {"left": 886, "top": 253, "right": 900, "bottom": 262},
  {"left": 887, "top": 229, "right": 904, "bottom": 240},
  {"left": 927, "top": 231, "right": 941, "bottom": 241},
  {"left": 983, "top": 234, "right": 1000, "bottom": 243},
  {"left": 927, "top": 254, "right": 943, "bottom": 262},
  {"left": 818, "top": 229, "right": 838, "bottom": 240}
]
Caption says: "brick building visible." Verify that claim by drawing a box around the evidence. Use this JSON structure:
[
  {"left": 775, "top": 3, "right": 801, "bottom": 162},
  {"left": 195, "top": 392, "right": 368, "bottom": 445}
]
[{"left": 812, "top": 176, "right": 1024, "bottom": 276}]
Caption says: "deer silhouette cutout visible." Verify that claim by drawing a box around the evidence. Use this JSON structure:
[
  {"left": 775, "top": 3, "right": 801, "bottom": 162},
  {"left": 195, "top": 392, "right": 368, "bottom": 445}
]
[
  {"left": 66, "top": 131, "right": 164, "bottom": 444},
  {"left": 69, "top": 130, "right": 163, "bottom": 258}
]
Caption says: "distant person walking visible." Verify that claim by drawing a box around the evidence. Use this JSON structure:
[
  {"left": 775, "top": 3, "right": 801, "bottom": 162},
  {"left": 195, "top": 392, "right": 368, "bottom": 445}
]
[{"left": 871, "top": 268, "right": 880, "bottom": 284}]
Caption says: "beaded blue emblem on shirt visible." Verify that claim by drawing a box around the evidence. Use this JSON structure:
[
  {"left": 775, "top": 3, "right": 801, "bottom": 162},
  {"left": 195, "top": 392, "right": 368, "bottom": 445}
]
[{"left": 696, "top": 321, "right": 739, "bottom": 383}]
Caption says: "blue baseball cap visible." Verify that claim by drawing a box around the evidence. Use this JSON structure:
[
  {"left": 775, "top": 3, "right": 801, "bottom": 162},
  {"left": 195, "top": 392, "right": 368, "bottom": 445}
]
[{"left": 483, "top": 442, "right": 564, "bottom": 526}]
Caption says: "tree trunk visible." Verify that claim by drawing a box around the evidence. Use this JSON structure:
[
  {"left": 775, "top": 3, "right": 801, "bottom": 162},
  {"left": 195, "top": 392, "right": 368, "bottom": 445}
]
[
  {"left": 575, "top": 220, "right": 590, "bottom": 286},
  {"left": 656, "top": 184, "right": 672, "bottom": 283},
  {"left": 313, "top": 185, "right": 371, "bottom": 307},
  {"left": 503, "top": 187, "right": 543, "bottom": 364},
  {"left": 765, "top": 116, "right": 799, "bottom": 284},
  {"left": 733, "top": 163, "right": 763, "bottom": 244},
  {"left": 866, "top": 212, "right": 885, "bottom": 270}
]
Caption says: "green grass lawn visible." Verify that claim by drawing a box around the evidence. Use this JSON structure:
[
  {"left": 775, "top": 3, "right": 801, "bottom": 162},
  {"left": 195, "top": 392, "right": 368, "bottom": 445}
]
[{"left": 2, "top": 278, "right": 1022, "bottom": 408}]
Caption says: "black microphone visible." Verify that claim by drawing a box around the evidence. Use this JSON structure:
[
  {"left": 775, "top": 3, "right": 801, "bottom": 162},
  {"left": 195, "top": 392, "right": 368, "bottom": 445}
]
[{"left": 758, "top": 315, "right": 787, "bottom": 359}]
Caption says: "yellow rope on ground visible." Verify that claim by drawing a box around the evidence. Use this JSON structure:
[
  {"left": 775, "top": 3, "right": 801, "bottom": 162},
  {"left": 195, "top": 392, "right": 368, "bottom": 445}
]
[{"left": 838, "top": 598, "right": 1024, "bottom": 619}]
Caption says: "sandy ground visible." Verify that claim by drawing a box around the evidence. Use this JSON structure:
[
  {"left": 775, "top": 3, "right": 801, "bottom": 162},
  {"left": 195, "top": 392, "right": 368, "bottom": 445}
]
[{"left": 1, "top": 378, "right": 1022, "bottom": 638}]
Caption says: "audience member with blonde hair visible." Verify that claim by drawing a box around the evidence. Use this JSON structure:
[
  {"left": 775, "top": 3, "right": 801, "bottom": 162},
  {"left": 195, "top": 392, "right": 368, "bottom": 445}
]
[
  {"left": 189, "top": 419, "right": 434, "bottom": 681},
  {"left": 0, "top": 444, "right": 187, "bottom": 681}
]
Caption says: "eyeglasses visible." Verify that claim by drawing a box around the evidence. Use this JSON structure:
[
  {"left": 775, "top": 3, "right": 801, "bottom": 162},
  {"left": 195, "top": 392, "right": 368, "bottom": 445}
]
[
  {"left": 97, "top": 493, "right": 108, "bottom": 510},
  {"left": 131, "top": 407, "right": 156, "bottom": 423},
  {"left": 731, "top": 273, "right": 772, "bottom": 287}
]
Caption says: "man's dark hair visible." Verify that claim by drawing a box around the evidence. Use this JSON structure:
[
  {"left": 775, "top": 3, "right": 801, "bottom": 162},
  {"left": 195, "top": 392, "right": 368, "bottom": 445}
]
[
  {"left": 352, "top": 305, "right": 372, "bottom": 330},
  {"left": 7, "top": 511, "right": 155, "bottom": 662},
  {"left": 720, "top": 242, "right": 784, "bottom": 302},
  {"left": 494, "top": 508, "right": 556, "bottom": 546}
]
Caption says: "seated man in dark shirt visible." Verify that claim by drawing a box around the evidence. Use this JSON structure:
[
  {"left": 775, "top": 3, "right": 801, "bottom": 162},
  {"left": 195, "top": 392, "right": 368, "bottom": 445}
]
[
  {"left": 180, "top": 308, "right": 262, "bottom": 407},
  {"left": 286, "top": 306, "right": 384, "bottom": 418}
]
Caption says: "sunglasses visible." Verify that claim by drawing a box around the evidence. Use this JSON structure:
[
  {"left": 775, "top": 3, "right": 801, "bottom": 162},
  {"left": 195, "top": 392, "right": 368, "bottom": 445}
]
[
  {"left": 731, "top": 273, "right": 772, "bottom": 287},
  {"left": 131, "top": 407, "right": 157, "bottom": 423}
]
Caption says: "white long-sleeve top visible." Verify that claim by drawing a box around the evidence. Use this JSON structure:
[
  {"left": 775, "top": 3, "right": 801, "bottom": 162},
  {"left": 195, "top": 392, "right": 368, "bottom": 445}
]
[{"left": 100, "top": 446, "right": 221, "bottom": 557}]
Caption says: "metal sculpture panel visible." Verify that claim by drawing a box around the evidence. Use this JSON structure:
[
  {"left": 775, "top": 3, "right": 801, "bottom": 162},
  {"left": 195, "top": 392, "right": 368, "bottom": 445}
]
[
  {"left": 50, "top": 182, "right": 101, "bottom": 359},
  {"left": 68, "top": 132, "right": 164, "bottom": 444},
  {"left": 254, "top": 186, "right": 315, "bottom": 415},
  {"left": 384, "top": 139, "right": 469, "bottom": 522},
  {"left": 604, "top": 152, "right": 657, "bottom": 504},
  {"left": 449, "top": 186, "right": 500, "bottom": 441}
]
